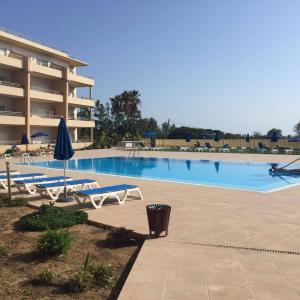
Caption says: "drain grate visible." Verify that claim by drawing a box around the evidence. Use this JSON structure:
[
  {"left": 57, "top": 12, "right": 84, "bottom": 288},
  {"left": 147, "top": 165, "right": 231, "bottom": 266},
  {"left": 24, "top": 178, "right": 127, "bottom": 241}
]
[{"left": 167, "top": 240, "right": 300, "bottom": 255}]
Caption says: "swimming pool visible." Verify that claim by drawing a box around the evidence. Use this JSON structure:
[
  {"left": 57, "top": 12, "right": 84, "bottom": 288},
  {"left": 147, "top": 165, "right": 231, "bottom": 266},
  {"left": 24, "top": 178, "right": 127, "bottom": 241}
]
[{"left": 20, "top": 156, "right": 300, "bottom": 192}]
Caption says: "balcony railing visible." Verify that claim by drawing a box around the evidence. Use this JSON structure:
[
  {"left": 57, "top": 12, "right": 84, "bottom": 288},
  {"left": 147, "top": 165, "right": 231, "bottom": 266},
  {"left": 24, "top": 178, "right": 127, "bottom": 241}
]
[
  {"left": 0, "top": 111, "right": 24, "bottom": 117},
  {"left": 31, "top": 86, "right": 62, "bottom": 95},
  {"left": 32, "top": 58, "right": 63, "bottom": 71},
  {"left": 0, "top": 80, "right": 23, "bottom": 88},
  {"left": 31, "top": 113, "right": 61, "bottom": 119},
  {"left": 68, "top": 115, "right": 92, "bottom": 121}
]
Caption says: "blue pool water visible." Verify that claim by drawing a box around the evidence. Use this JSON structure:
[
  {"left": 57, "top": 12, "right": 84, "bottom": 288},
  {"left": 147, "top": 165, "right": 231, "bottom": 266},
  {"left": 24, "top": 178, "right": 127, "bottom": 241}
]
[{"left": 21, "top": 156, "right": 300, "bottom": 192}]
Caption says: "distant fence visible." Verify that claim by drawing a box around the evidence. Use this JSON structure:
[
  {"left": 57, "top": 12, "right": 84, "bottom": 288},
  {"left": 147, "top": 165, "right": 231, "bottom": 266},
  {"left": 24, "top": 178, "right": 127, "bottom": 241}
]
[{"left": 144, "top": 139, "right": 300, "bottom": 149}]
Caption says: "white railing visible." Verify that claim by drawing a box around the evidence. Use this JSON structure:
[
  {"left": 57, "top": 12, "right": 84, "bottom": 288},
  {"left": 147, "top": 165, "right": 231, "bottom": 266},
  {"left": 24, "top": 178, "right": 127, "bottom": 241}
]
[
  {"left": 68, "top": 115, "right": 92, "bottom": 121},
  {"left": 31, "top": 86, "right": 62, "bottom": 95},
  {"left": 31, "top": 113, "right": 61, "bottom": 119},
  {"left": 0, "top": 80, "right": 23, "bottom": 88},
  {"left": 0, "top": 111, "right": 24, "bottom": 117}
]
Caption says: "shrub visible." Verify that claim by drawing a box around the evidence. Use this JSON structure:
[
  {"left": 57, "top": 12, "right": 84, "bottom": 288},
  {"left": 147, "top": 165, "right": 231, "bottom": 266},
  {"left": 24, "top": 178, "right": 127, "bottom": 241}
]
[
  {"left": 0, "top": 196, "right": 27, "bottom": 207},
  {"left": 0, "top": 245, "right": 9, "bottom": 258},
  {"left": 37, "top": 229, "right": 72, "bottom": 257},
  {"left": 32, "top": 267, "right": 55, "bottom": 286},
  {"left": 18, "top": 204, "right": 88, "bottom": 231},
  {"left": 67, "top": 270, "right": 94, "bottom": 293},
  {"left": 104, "top": 227, "right": 136, "bottom": 247},
  {"left": 88, "top": 262, "right": 114, "bottom": 288}
]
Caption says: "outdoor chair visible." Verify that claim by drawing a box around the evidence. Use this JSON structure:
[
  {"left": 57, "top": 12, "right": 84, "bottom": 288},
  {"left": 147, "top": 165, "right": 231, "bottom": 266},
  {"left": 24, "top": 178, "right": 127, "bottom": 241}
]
[
  {"left": 0, "top": 173, "right": 46, "bottom": 189},
  {"left": 37, "top": 179, "right": 99, "bottom": 201},
  {"left": 74, "top": 184, "right": 143, "bottom": 209},
  {"left": 14, "top": 176, "right": 72, "bottom": 195}
]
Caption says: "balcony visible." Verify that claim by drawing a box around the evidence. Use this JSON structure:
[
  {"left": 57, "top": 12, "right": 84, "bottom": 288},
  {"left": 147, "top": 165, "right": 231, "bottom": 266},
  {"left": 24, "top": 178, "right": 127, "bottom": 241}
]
[
  {"left": 30, "top": 86, "right": 63, "bottom": 103},
  {"left": 30, "top": 112, "right": 61, "bottom": 126},
  {"left": 0, "top": 80, "right": 24, "bottom": 97},
  {"left": 68, "top": 96, "right": 94, "bottom": 107},
  {"left": 0, "top": 111, "right": 25, "bottom": 125},
  {"left": 68, "top": 115, "right": 95, "bottom": 128},
  {"left": 30, "top": 59, "right": 63, "bottom": 78},
  {"left": 67, "top": 71, "right": 94, "bottom": 87},
  {"left": 0, "top": 52, "right": 23, "bottom": 69}
]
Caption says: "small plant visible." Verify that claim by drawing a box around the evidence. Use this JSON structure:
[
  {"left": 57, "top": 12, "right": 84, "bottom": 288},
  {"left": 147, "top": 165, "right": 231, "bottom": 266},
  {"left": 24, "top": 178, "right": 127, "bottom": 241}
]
[
  {"left": 0, "top": 245, "right": 9, "bottom": 258},
  {"left": 18, "top": 204, "right": 88, "bottom": 231},
  {"left": 37, "top": 229, "right": 72, "bottom": 257},
  {"left": 0, "top": 196, "right": 27, "bottom": 207},
  {"left": 67, "top": 270, "right": 94, "bottom": 293},
  {"left": 88, "top": 262, "right": 114, "bottom": 288},
  {"left": 32, "top": 267, "right": 55, "bottom": 286},
  {"left": 104, "top": 227, "right": 136, "bottom": 247},
  {"left": 10, "top": 197, "right": 28, "bottom": 207}
]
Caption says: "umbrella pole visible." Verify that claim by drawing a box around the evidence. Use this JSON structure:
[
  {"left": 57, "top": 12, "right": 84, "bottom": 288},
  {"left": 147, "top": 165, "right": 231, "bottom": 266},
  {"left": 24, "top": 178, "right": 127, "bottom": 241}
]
[{"left": 64, "top": 160, "right": 67, "bottom": 198}]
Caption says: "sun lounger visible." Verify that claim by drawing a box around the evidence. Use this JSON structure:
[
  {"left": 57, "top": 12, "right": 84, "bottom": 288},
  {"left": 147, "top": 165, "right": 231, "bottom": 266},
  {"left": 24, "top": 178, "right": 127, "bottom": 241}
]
[
  {"left": 74, "top": 184, "right": 143, "bottom": 209},
  {"left": 37, "top": 179, "right": 99, "bottom": 201},
  {"left": 14, "top": 176, "right": 72, "bottom": 195},
  {"left": 0, "top": 170, "right": 19, "bottom": 175},
  {"left": 0, "top": 173, "right": 46, "bottom": 189}
]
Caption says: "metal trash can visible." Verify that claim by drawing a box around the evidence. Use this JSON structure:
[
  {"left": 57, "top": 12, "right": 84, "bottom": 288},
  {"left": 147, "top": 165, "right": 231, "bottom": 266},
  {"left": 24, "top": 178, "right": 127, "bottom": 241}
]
[{"left": 146, "top": 204, "right": 171, "bottom": 237}]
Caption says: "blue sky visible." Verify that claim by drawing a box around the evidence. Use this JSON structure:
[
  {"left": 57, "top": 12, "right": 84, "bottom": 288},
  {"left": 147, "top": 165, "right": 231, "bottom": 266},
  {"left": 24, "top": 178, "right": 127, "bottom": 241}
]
[{"left": 2, "top": 0, "right": 300, "bottom": 135}]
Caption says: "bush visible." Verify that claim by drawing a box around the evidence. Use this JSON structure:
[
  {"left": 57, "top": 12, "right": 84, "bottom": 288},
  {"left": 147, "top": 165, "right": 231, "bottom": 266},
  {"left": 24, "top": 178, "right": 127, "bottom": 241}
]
[
  {"left": 67, "top": 270, "right": 94, "bottom": 293},
  {"left": 37, "top": 229, "right": 72, "bottom": 257},
  {"left": 0, "top": 245, "right": 9, "bottom": 258},
  {"left": 104, "top": 227, "right": 136, "bottom": 247},
  {"left": 18, "top": 204, "right": 88, "bottom": 231},
  {"left": 88, "top": 262, "right": 114, "bottom": 288},
  {"left": 32, "top": 267, "right": 55, "bottom": 286},
  {"left": 0, "top": 196, "right": 27, "bottom": 208}
]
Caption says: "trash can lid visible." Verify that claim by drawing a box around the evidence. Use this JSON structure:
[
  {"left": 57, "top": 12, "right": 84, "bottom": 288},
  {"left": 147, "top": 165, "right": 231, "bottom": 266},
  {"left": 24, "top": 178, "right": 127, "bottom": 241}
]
[{"left": 147, "top": 204, "right": 171, "bottom": 210}]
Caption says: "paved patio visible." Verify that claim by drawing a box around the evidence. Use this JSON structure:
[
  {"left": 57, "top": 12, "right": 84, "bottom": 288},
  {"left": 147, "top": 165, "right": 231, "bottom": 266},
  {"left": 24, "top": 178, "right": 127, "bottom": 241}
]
[{"left": 2, "top": 149, "right": 300, "bottom": 299}]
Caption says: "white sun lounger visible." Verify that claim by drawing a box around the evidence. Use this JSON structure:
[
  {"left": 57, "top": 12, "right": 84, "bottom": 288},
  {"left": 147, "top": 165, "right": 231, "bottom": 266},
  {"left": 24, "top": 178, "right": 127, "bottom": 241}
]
[
  {"left": 14, "top": 176, "right": 72, "bottom": 195},
  {"left": 37, "top": 179, "right": 99, "bottom": 201},
  {"left": 0, "top": 173, "right": 46, "bottom": 189},
  {"left": 0, "top": 170, "right": 19, "bottom": 176},
  {"left": 74, "top": 184, "right": 143, "bottom": 209}
]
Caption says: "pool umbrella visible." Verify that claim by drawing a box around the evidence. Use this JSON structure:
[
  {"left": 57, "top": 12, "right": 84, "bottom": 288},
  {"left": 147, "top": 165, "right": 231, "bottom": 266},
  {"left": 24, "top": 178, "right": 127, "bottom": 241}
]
[
  {"left": 214, "top": 131, "right": 221, "bottom": 148},
  {"left": 31, "top": 131, "right": 49, "bottom": 138},
  {"left": 186, "top": 160, "right": 191, "bottom": 171},
  {"left": 214, "top": 161, "right": 220, "bottom": 173},
  {"left": 245, "top": 134, "right": 250, "bottom": 142},
  {"left": 271, "top": 131, "right": 278, "bottom": 143},
  {"left": 144, "top": 131, "right": 155, "bottom": 138},
  {"left": 21, "top": 133, "right": 29, "bottom": 152},
  {"left": 185, "top": 132, "right": 192, "bottom": 143},
  {"left": 54, "top": 117, "right": 74, "bottom": 201}
]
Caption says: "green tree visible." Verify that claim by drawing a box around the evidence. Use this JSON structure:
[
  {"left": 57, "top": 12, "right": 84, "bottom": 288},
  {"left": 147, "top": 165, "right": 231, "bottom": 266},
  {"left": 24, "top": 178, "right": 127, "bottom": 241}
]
[
  {"left": 294, "top": 121, "right": 300, "bottom": 136},
  {"left": 110, "top": 90, "right": 141, "bottom": 137},
  {"left": 266, "top": 128, "right": 282, "bottom": 138},
  {"left": 77, "top": 107, "right": 91, "bottom": 140}
]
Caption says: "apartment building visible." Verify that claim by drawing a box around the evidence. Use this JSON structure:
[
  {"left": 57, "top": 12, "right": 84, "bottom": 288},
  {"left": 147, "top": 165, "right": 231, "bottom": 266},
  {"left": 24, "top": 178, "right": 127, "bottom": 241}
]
[{"left": 0, "top": 27, "right": 95, "bottom": 152}]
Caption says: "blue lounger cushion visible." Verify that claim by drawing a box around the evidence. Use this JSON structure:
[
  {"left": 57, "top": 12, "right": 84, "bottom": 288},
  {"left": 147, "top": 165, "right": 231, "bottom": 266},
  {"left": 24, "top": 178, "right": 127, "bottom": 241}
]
[
  {"left": 0, "top": 173, "right": 45, "bottom": 180},
  {"left": 37, "top": 179, "right": 96, "bottom": 188},
  {"left": 15, "top": 176, "right": 71, "bottom": 184},
  {"left": 76, "top": 184, "right": 138, "bottom": 196}
]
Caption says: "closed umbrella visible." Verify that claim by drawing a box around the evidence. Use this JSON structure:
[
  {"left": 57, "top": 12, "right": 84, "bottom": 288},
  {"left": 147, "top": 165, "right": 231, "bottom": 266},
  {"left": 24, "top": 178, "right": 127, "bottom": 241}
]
[
  {"left": 214, "top": 131, "right": 221, "bottom": 148},
  {"left": 245, "top": 134, "right": 250, "bottom": 142},
  {"left": 185, "top": 132, "right": 192, "bottom": 143},
  {"left": 54, "top": 117, "right": 74, "bottom": 201},
  {"left": 21, "top": 133, "right": 29, "bottom": 153},
  {"left": 271, "top": 131, "right": 278, "bottom": 143}
]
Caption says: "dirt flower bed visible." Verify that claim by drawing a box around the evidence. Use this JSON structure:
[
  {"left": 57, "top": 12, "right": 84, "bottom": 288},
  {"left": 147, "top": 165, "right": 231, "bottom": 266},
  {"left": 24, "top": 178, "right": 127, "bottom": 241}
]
[{"left": 0, "top": 206, "right": 142, "bottom": 299}]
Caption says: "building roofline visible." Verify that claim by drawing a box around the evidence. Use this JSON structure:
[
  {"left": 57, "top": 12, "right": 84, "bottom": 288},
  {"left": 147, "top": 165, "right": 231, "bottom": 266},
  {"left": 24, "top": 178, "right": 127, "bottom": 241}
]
[{"left": 0, "top": 27, "right": 88, "bottom": 67}]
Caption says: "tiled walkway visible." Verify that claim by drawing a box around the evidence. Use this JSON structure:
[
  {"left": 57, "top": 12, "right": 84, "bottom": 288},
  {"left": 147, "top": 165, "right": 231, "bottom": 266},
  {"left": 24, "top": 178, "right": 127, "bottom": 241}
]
[{"left": 3, "top": 149, "right": 300, "bottom": 299}]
